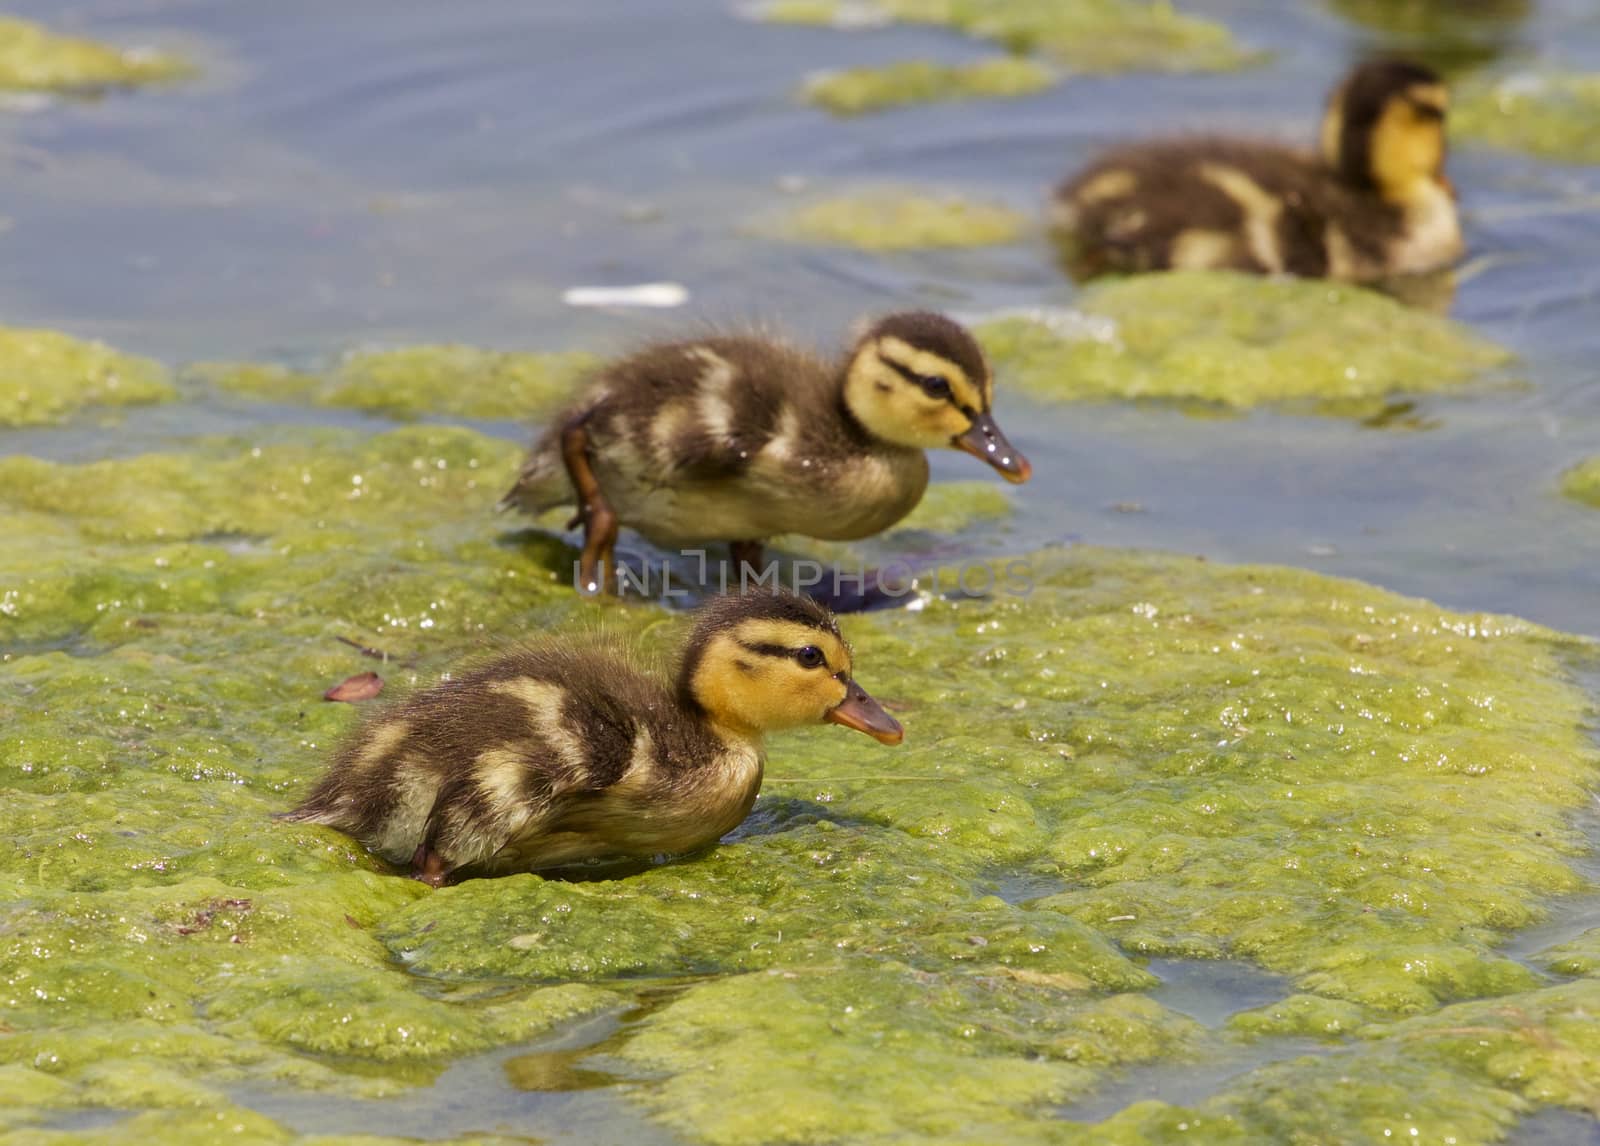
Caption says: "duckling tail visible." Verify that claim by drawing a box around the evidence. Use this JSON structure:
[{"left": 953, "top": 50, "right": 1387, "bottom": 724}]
[{"left": 498, "top": 449, "right": 571, "bottom": 516}]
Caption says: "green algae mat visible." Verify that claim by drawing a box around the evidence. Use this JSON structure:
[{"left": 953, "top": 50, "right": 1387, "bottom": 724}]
[
  {"left": 803, "top": 57, "right": 1056, "bottom": 116},
  {"left": 773, "top": 0, "right": 1257, "bottom": 119},
  {"left": 1561, "top": 457, "right": 1600, "bottom": 509},
  {"left": 765, "top": 0, "right": 1253, "bottom": 77},
  {"left": 0, "top": 327, "right": 174, "bottom": 428},
  {"left": 762, "top": 191, "right": 1029, "bottom": 250},
  {"left": 191, "top": 345, "right": 598, "bottom": 422},
  {"left": 1453, "top": 71, "right": 1600, "bottom": 165},
  {"left": 978, "top": 272, "right": 1513, "bottom": 412},
  {"left": 0, "top": 16, "right": 187, "bottom": 92},
  {"left": 5, "top": 414, "right": 1600, "bottom": 1144}
]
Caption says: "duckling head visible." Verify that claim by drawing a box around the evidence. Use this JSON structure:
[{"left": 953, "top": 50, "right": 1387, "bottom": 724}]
[
  {"left": 1320, "top": 59, "right": 1450, "bottom": 205},
  {"left": 842, "top": 311, "right": 1032, "bottom": 484},
  {"left": 678, "top": 592, "right": 904, "bottom": 745}
]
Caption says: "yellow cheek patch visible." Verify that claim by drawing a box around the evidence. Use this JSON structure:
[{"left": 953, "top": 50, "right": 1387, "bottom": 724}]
[
  {"left": 693, "top": 633, "right": 773, "bottom": 716},
  {"left": 868, "top": 357, "right": 909, "bottom": 396},
  {"left": 818, "top": 675, "right": 849, "bottom": 709},
  {"left": 933, "top": 404, "right": 974, "bottom": 439},
  {"left": 693, "top": 629, "right": 855, "bottom": 735},
  {"left": 1372, "top": 101, "right": 1446, "bottom": 198}
]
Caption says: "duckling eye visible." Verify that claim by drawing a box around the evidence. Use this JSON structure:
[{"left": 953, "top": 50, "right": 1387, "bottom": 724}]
[
  {"left": 917, "top": 375, "right": 952, "bottom": 401},
  {"left": 795, "top": 646, "right": 826, "bottom": 669}
]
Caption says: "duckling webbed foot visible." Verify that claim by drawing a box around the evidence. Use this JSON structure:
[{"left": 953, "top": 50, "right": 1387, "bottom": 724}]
[
  {"left": 559, "top": 418, "right": 619, "bottom": 596},
  {"left": 410, "top": 844, "right": 450, "bottom": 888}
]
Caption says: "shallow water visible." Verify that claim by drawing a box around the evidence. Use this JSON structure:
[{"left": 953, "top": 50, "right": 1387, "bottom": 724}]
[
  {"left": 4, "top": 0, "right": 1600, "bottom": 1142},
  {"left": 3, "top": 0, "right": 1598, "bottom": 634},
  {"left": 229, "top": 1009, "right": 680, "bottom": 1144}
]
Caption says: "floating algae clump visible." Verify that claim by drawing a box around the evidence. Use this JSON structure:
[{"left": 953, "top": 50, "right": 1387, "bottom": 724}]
[
  {"left": 1093, "top": 980, "right": 1600, "bottom": 1144},
  {"left": 1324, "top": 0, "right": 1529, "bottom": 73},
  {"left": 616, "top": 970, "right": 1201, "bottom": 1144},
  {"left": 196, "top": 343, "right": 596, "bottom": 421},
  {"left": 770, "top": 190, "right": 1028, "bottom": 249},
  {"left": 1560, "top": 457, "right": 1600, "bottom": 509},
  {"left": 767, "top": 0, "right": 1253, "bottom": 74},
  {"left": 804, "top": 57, "right": 1054, "bottom": 115},
  {"left": 5, "top": 420, "right": 1600, "bottom": 1141},
  {"left": 182, "top": 361, "right": 323, "bottom": 403},
  {"left": 1454, "top": 71, "right": 1600, "bottom": 164},
  {"left": 979, "top": 272, "right": 1511, "bottom": 411},
  {"left": 0, "top": 326, "right": 173, "bottom": 427},
  {"left": 0, "top": 426, "right": 572, "bottom": 647},
  {"left": 1537, "top": 928, "right": 1600, "bottom": 977},
  {"left": 0, "top": 15, "right": 188, "bottom": 91}
]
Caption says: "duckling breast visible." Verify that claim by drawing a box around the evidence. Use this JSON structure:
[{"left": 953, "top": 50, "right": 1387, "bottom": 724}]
[
  {"left": 1385, "top": 181, "right": 1463, "bottom": 275},
  {"left": 591, "top": 413, "right": 929, "bottom": 547}
]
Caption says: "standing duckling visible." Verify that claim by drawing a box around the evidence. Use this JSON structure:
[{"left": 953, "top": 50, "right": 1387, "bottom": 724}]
[
  {"left": 283, "top": 593, "right": 902, "bottom": 886},
  {"left": 499, "top": 311, "right": 1031, "bottom": 596},
  {"left": 1050, "top": 59, "right": 1461, "bottom": 283}
]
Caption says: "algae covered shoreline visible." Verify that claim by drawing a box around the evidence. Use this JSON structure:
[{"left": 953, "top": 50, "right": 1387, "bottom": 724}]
[
  {"left": 0, "top": 242, "right": 1594, "bottom": 1146},
  {"left": 4, "top": 384, "right": 1600, "bottom": 1142}
]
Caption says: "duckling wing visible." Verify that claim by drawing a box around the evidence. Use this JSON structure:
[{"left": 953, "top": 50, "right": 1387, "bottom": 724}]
[
  {"left": 499, "top": 337, "right": 819, "bottom": 516},
  {"left": 606, "top": 337, "right": 839, "bottom": 482},
  {"left": 440, "top": 643, "right": 762, "bottom": 877},
  {"left": 415, "top": 650, "right": 674, "bottom": 872}
]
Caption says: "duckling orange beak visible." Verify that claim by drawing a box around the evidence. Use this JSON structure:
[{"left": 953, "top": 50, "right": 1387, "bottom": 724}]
[
  {"left": 954, "top": 413, "right": 1031, "bottom": 484},
  {"left": 826, "top": 679, "right": 904, "bottom": 745}
]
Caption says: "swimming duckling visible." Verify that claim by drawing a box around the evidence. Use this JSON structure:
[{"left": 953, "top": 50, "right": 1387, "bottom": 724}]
[
  {"left": 283, "top": 593, "right": 901, "bottom": 886},
  {"left": 1050, "top": 59, "right": 1461, "bottom": 283},
  {"left": 499, "top": 311, "right": 1031, "bottom": 596}
]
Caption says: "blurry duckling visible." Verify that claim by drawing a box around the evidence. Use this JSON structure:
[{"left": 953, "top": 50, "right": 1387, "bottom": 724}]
[
  {"left": 499, "top": 311, "right": 1031, "bottom": 596},
  {"left": 1051, "top": 59, "right": 1461, "bottom": 282},
  {"left": 283, "top": 593, "right": 902, "bottom": 886}
]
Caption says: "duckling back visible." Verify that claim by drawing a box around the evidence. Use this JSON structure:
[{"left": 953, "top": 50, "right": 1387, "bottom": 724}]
[
  {"left": 1052, "top": 139, "right": 1399, "bottom": 281},
  {"left": 284, "top": 641, "right": 753, "bottom": 882}
]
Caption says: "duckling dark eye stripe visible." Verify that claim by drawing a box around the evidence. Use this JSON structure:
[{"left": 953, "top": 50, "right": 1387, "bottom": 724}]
[
  {"left": 879, "top": 355, "right": 946, "bottom": 393},
  {"left": 736, "top": 640, "right": 809, "bottom": 660}
]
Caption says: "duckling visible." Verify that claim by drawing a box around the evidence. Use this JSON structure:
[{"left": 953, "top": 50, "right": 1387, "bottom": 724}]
[
  {"left": 498, "top": 311, "right": 1031, "bottom": 596},
  {"left": 282, "top": 592, "right": 902, "bottom": 886},
  {"left": 1050, "top": 59, "right": 1461, "bottom": 283}
]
